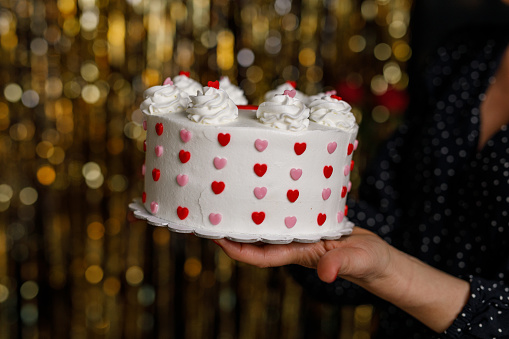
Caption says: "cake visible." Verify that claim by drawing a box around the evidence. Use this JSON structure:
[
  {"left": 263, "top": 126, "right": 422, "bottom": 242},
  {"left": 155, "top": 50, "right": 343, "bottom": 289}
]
[
  {"left": 132, "top": 77, "right": 358, "bottom": 243},
  {"left": 219, "top": 76, "right": 248, "bottom": 105}
]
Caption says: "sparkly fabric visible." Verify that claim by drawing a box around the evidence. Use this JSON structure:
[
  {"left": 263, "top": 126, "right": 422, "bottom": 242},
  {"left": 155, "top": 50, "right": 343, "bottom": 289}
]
[{"left": 290, "top": 25, "right": 509, "bottom": 337}]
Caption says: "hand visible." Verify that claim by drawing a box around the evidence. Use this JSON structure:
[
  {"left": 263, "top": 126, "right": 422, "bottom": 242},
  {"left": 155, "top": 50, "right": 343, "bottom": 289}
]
[
  {"left": 214, "top": 227, "right": 394, "bottom": 284},
  {"left": 215, "top": 226, "right": 470, "bottom": 332}
]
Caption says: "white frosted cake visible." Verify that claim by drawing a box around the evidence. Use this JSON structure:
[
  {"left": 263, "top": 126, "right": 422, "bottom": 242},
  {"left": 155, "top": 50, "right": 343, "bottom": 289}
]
[{"left": 133, "top": 77, "right": 358, "bottom": 243}]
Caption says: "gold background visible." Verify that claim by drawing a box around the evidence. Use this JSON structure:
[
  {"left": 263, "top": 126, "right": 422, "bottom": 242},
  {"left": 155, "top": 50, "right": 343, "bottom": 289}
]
[{"left": 0, "top": 0, "right": 412, "bottom": 337}]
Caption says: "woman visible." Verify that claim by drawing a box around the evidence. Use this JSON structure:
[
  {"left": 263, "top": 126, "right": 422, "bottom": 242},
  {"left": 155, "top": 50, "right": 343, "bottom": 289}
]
[{"left": 215, "top": 22, "right": 509, "bottom": 337}]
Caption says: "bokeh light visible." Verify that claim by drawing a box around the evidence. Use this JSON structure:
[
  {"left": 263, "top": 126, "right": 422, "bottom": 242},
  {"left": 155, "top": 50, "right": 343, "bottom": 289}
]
[{"left": 0, "top": 0, "right": 415, "bottom": 337}]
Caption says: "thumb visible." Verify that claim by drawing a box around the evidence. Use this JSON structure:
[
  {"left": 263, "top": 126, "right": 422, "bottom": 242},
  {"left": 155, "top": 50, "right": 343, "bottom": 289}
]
[{"left": 316, "top": 247, "right": 354, "bottom": 283}]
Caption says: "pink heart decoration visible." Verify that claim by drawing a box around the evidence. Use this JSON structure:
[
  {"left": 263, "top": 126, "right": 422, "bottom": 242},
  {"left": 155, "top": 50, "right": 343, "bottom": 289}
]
[
  {"left": 337, "top": 211, "right": 344, "bottom": 223},
  {"left": 283, "top": 89, "right": 296, "bottom": 98},
  {"left": 163, "top": 77, "right": 173, "bottom": 85},
  {"left": 284, "top": 216, "right": 297, "bottom": 229},
  {"left": 150, "top": 201, "right": 159, "bottom": 214},
  {"left": 143, "top": 120, "right": 147, "bottom": 131},
  {"left": 348, "top": 181, "right": 352, "bottom": 192},
  {"left": 253, "top": 187, "right": 267, "bottom": 199},
  {"left": 290, "top": 168, "right": 302, "bottom": 181},
  {"left": 255, "top": 139, "right": 268, "bottom": 152},
  {"left": 209, "top": 213, "right": 222, "bottom": 225},
  {"left": 180, "top": 129, "right": 192, "bottom": 143},
  {"left": 322, "top": 188, "right": 331, "bottom": 200},
  {"left": 214, "top": 157, "right": 227, "bottom": 170},
  {"left": 141, "top": 163, "right": 145, "bottom": 176},
  {"left": 176, "top": 174, "right": 188, "bottom": 186},
  {"left": 344, "top": 164, "right": 350, "bottom": 176},
  {"left": 354, "top": 139, "right": 359, "bottom": 150},
  {"left": 155, "top": 145, "right": 164, "bottom": 157},
  {"left": 327, "top": 142, "right": 337, "bottom": 154}
]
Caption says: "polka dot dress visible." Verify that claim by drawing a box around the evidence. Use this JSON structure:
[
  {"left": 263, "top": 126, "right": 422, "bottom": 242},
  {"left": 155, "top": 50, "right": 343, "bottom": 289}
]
[{"left": 290, "top": 25, "right": 509, "bottom": 338}]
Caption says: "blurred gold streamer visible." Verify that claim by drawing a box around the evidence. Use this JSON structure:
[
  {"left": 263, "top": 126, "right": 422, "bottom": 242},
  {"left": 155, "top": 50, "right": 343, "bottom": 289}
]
[{"left": 0, "top": 0, "right": 412, "bottom": 337}]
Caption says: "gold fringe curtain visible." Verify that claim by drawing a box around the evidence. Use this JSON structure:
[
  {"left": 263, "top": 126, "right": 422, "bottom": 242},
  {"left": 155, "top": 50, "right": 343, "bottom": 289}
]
[{"left": 0, "top": 0, "right": 411, "bottom": 338}]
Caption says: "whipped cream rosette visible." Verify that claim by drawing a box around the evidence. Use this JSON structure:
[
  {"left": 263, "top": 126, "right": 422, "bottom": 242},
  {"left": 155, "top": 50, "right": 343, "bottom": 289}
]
[
  {"left": 186, "top": 82, "right": 238, "bottom": 124},
  {"left": 140, "top": 78, "right": 190, "bottom": 115},
  {"left": 264, "top": 81, "right": 308, "bottom": 103},
  {"left": 219, "top": 76, "right": 248, "bottom": 105},
  {"left": 307, "top": 90, "right": 337, "bottom": 104},
  {"left": 256, "top": 89, "right": 310, "bottom": 132},
  {"left": 173, "top": 72, "right": 203, "bottom": 97},
  {"left": 308, "top": 95, "right": 356, "bottom": 130}
]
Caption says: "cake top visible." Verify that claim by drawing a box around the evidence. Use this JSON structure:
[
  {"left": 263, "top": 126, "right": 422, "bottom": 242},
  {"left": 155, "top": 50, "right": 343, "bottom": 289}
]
[
  {"left": 186, "top": 80, "right": 239, "bottom": 124},
  {"left": 140, "top": 77, "right": 190, "bottom": 115},
  {"left": 256, "top": 89, "right": 310, "bottom": 132},
  {"left": 308, "top": 94, "right": 356, "bottom": 130},
  {"left": 264, "top": 81, "right": 308, "bottom": 103},
  {"left": 219, "top": 76, "right": 248, "bottom": 105},
  {"left": 173, "top": 71, "right": 203, "bottom": 98}
]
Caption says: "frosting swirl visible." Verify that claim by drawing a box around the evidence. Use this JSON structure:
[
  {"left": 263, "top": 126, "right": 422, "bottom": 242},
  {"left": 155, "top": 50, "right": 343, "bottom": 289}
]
[
  {"left": 264, "top": 82, "right": 308, "bottom": 103},
  {"left": 219, "top": 77, "right": 248, "bottom": 105},
  {"left": 308, "top": 95, "right": 356, "bottom": 130},
  {"left": 187, "top": 86, "right": 238, "bottom": 124},
  {"left": 256, "top": 94, "right": 310, "bottom": 131},
  {"left": 141, "top": 84, "right": 189, "bottom": 115},
  {"left": 173, "top": 75, "right": 203, "bottom": 97}
]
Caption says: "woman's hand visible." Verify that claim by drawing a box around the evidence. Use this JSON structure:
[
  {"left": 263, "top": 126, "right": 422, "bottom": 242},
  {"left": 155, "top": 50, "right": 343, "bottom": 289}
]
[
  {"left": 214, "top": 227, "right": 393, "bottom": 284},
  {"left": 215, "top": 226, "right": 470, "bottom": 333}
]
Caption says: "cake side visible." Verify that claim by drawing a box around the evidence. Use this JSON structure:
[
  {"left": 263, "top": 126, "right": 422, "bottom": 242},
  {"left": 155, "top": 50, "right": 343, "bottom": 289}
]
[{"left": 142, "top": 109, "right": 358, "bottom": 238}]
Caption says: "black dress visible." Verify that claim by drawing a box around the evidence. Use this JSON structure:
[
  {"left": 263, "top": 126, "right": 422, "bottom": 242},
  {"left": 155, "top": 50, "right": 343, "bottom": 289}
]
[{"left": 290, "top": 25, "right": 509, "bottom": 338}]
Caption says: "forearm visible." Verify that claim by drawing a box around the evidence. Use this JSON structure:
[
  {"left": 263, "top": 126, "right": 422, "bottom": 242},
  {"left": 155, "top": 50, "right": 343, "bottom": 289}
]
[{"left": 352, "top": 246, "right": 470, "bottom": 333}]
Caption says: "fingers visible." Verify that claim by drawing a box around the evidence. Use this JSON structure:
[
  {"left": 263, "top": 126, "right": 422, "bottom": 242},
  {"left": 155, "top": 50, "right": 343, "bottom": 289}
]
[
  {"left": 214, "top": 239, "right": 300, "bottom": 268},
  {"left": 127, "top": 211, "right": 140, "bottom": 223},
  {"left": 316, "top": 247, "right": 348, "bottom": 283}
]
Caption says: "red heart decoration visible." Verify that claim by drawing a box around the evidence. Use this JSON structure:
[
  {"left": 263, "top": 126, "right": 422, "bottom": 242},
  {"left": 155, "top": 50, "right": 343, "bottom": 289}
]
[
  {"left": 155, "top": 123, "right": 163, "bottom": 136},
  {"left": 179, "top": 71, "right": 190, "bottom": 77},
  {"left": 323, "top": 166, "right": 333, "bottom": 178},
  {"left": 331, "top": 94, "right": 342, "bottom": 101},
  {"left": 179, "top": 150, "right": 191, "bottom": 163},
  {"left": 347, "top": 143, "right": 354, "bottom": 155},
  {"left": 254, "top": 163, "right": 267, "bottom": 177},
  {"left": 341, "top": 186, "right": 347, "bottom": 198},
  {"left": 152, "top": 168, "right": 160, "bottom": 181},
  {"left": 287, "top": 189, "right": 299, "bottom": 203},
  {"left": 208, "top": 80, "right": 220, "bottom": 89},
  {"left": 218, "top": 133, "right": 230, "bottom": 146},
  {"left": 317, "top": 213, "right": 327, "bottom": 226},
  {"left": 294, "top": 142, "right": 306, "bottom": 155},
  {"left": 286, "top": 80, "right": 297, "bottom": 88},
  {"left": 143, "top": 140, "right": 146, "bottom": 152},
  {"left": 211, "top": 181, "right": 225, "bottom": 194},
  {"left": 350, "top": 160, "right": 355, "bottom": 171},
  {"left": 252, "top": 211, "right": 265, "bottom": 225},
  {"left": 177, "top": 206, "right": 189, "bottom": 220},
  {"left": 344, "top": 205, "right": 348, "bottom": 216},
  {"left": 142, "top": 192, "right": 146, "bottom": 203}
]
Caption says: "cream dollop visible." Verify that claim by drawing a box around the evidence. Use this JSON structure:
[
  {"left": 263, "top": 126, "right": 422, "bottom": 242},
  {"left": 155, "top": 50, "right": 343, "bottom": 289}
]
[
  {"left": 307, "top": 90, "right": 337, "bottom": 104},
  {"left": 264, "top": 82, "right": 308, "bottom": 103},
  {"left": 187, "top": 86, "right": 238, "bottom": 124},
  {"left": 256, "top": 94, "right": 310, "bottom": 131},
  {"left": 141, "top": 84, "right": 190, "bottom": 115},
  {"left": 219, "top": 77, "right": 248, "bottom": 105},
  {"left": 173, "top": 75, "right": 203, "bottom": 97},
  {"left": 308, "top": 95, "right": 356, "bottom": 130}
]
